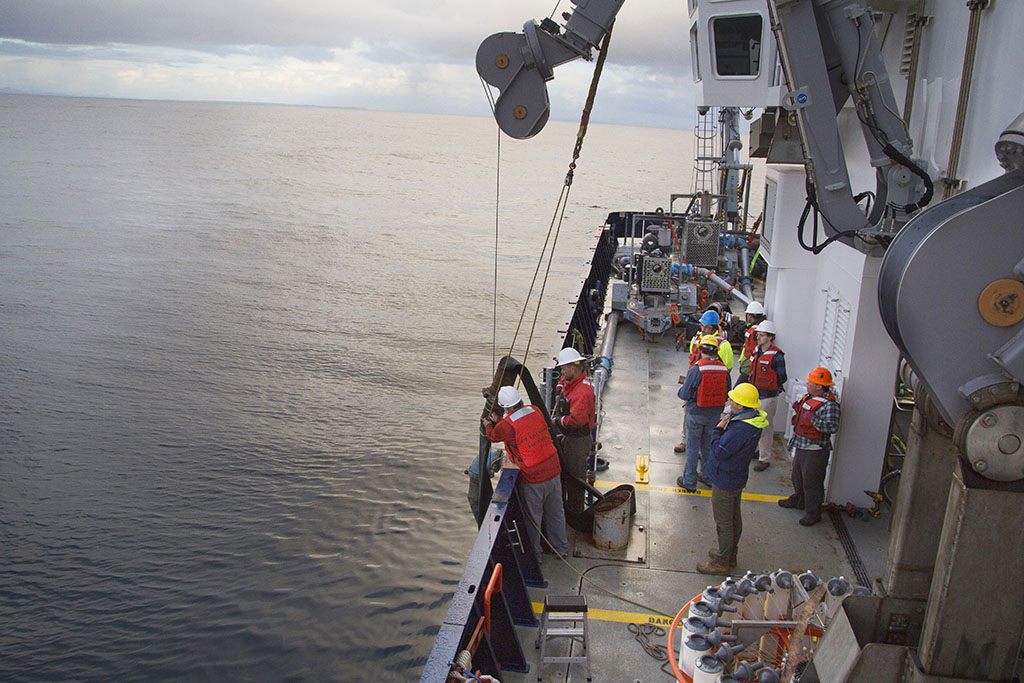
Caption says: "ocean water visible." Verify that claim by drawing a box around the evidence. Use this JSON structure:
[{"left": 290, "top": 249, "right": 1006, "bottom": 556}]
[{"left": 0, "top": 94, "right": 705, "bottom": 681}]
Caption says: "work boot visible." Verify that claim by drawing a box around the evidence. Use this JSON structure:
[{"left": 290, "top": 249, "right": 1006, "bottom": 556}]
[
  {"left": 799, "top": 515, "right": 822, "bottom": 526},
  {"left": 674, "top": 441, "right": 686, "bottom": 453},
  {"left": 708, "top": 548, "right": 720, "bottom": 560},
  {"left": 675, "top": 476, "right": 696, "bottom": 494},
  {"left": 778, "top": 496, "right": 803, "bottom": 509},
  {"left": 753, "top": 461, "right": 770, "bottom": 472},
  {"left": 696, "top": 559, "right": 733, "bottom": 575}
]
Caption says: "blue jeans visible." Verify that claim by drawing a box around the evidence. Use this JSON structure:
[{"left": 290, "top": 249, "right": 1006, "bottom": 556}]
[{"left": 682, "top": 411, "right": 718, "bottom": 488}]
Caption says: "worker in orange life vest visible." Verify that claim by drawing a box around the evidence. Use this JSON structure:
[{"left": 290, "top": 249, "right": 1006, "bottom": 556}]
[
  {"left": 779, "top": 367, "right": 841, "bottom": 526},
  {"left": 676, "top": 309, "right": 734, "bottom": 454},
  {"left": 675, "top": 335, "right": 732, "bottom": 493},
  {"left": 484, "top": 386, "right": 570, "bottom": 559},
  {"left": 737, "top": 301, "right": 766, "bottom": 384},
  {"left": 553, "top": 347, "right": 595, "bottom": 515},
  {"left": 747, "top": 319, "right": 787, "bottom": 471}
]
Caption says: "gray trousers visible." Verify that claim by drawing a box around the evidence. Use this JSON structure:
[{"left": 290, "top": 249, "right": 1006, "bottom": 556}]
[
  {"left": 520, "top": 475, "right": 570, "bottom": 558},
  {"left": 711, "top": 484, "right": 743, "bottom": 565},
  {"left": 788, "top": 447, "right": 829, "bottom": 518},
  {"left": 561, "top": 433, "right": 592, "bottom": 515}
]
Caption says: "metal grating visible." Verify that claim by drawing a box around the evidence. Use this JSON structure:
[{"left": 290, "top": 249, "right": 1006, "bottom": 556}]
[
  {"left": 684, "top": 218, "right": 721, "bottom": 268},
  {"left": 641, "top": 257, "right": 672, "bottom": 293}
]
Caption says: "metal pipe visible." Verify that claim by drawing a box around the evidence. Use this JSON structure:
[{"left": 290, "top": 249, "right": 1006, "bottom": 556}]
[
  {"left": 695, "top": 267, "right": 753, "bottom": 306},
  {"left": 902, "top": 9, "right": 928, "bottom": 127},
  {"left": 592, "top": 311, "right": 620, "bottom": 439},
  {"left": 738, "top": 245, "right": 754, "bottom": 299},
  {"left": 943, "top": 0, "right": 990, "bottom": 198}
]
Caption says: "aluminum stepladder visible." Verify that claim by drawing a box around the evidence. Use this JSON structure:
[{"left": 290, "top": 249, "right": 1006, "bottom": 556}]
[{"left": 534, "top": 594, "right": 591, "bottom": 681}]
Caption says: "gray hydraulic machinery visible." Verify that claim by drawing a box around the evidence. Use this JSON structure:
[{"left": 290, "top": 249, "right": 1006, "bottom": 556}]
[
  {"left": 768, "top": 0, "right": 932, "bottom": 254},
  {"left": 476, "top": 0, "right": 624, "bottom": 140}
]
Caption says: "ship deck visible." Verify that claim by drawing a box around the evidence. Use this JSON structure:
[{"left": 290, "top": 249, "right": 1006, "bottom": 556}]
[{"left": 502, "top": 317, "right": 891, "bottom": 682}]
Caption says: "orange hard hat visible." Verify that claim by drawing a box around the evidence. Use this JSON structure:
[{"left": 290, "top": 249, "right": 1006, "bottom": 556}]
[{"left": 807, "top": 367, "right": 834, "bottom": 386}]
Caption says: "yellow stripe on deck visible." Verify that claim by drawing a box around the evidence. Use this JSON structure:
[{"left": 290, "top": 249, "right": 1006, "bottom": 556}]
[
  {"left": 532, "top": 602, "right": 675, "bottom": 627},
  {"left": 593, "top": 479, "right": 786, "bottom": 503}
]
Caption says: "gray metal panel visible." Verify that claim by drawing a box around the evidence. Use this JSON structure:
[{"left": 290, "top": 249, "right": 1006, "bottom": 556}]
[
  {"left": 684, "top": 218, "right": 721, "bottom": 267},
  {"left": 918, "top": 463, "right": 1024, "bottom": 680}
]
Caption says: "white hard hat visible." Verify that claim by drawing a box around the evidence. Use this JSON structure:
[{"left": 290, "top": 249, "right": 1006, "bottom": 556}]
[
  {"left": 745, "top": 301, "right": 765, "bottom": 316},
  {"left": 757, "top": 319, "right": 778, "bottom": 336},
  {"left": 556, "top": 347, "right": 585, "bottom": 367},
  {"left": 497, "top": 386, "right": 523, "bottom": 408}
]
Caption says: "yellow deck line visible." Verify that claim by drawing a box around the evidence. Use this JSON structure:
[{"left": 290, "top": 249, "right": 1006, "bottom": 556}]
[
  {"left": 532, "top": 602, "right": 676, "bottom": 627},
  {"left": 594, "top": 479, "right": 786, "bottom": 503}
]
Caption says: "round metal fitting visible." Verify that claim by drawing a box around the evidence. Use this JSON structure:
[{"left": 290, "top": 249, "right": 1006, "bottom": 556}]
[
  {"left": 495, "top": 54, "right": 509, "bottom": 69},
  {"left": 978, "top": 278, "right": 1024, "bottom": 327},
  {"left": 963, "top": 404, "right": 1024, "bottom": 481},
  {"left": 513, "top": 105, "right": 527, "bottom": 120}
]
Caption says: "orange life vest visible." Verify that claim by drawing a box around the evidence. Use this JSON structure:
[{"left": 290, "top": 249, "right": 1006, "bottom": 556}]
[
  {"left": 749, "top": 345, "right": 781, "bottom": 392},
  {"left": 695, "top": 358, "right": 729, "bottom": 407},
  {"left": 743, "top": 323, "right": 759, "bottom": 358},
  {"left": 791, "top": 392, "right": 838, "bottom": 440},
  {"left": 504, "top": 406, "right": 559, "bottom": 471}
]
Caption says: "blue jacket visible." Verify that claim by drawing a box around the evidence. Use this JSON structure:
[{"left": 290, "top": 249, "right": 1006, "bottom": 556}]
[
  {"left": 706, "top": 408, "right": 769, "bottom": 491},
  {"left": 677, "top": 362, "right": 733, "bottom": 420}
]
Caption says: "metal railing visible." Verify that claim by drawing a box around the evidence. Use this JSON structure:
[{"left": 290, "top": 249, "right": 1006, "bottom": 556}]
[{"left": 420, "top": 227, "right": 617, "bottom": 681}]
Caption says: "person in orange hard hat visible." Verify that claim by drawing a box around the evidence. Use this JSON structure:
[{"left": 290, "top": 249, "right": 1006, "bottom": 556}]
[{"left": 779, "top": 368, "right": 841, "bottom": 526}]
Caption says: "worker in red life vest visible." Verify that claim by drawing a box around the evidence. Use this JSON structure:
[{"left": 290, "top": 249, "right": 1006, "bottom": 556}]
[
  {"left": 484, "top": 386, "right": 570, "bottom": 559},
  {"left": 737, "top": 301, "right": 766, "bottom": 384},
  {"left": 747, "top": 320, "right": 787, "bottom": 471},
  {"left": 675, "top": 335, "right": 731, "bottom": 493},
  {"left": 779, "top": 367, "right": 841, "bottom": 526},
  {"left": 553, "top": 347, "right": 595, "bottom": 515},
  {"left": 676, "top": 309, "right": 734, "bottom": 454}
]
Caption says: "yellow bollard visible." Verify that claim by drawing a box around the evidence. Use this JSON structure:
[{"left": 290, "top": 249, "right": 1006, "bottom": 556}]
[{"left": 635, "top": 454, "right": 650, "bottom": 484}]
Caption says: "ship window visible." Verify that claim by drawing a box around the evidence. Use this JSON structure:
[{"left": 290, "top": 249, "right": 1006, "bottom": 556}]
[{"left": 712, "top": 14, "right": 762, "bottom": 77}]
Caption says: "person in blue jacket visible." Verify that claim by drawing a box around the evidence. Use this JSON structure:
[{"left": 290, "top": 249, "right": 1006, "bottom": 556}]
[{"left": 696, "top": 382, "right": 769, "bottom": 575}]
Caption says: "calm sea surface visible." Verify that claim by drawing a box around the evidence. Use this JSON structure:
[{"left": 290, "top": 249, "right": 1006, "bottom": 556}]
[{"left": 0, "top": 94, "right": 704, "bottom": 681}]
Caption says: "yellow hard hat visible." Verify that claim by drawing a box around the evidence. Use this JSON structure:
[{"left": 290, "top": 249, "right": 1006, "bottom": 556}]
[
  {"left": 698, "top": 334, "right": 720, "bottom": 347},
  {"left": 728, "top": 383, "right": 761, "bottom": 408}
]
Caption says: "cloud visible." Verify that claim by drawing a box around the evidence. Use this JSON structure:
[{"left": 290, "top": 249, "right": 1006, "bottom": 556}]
[{"left": 0, "top": 0, "right": 696, "bottom": 127}]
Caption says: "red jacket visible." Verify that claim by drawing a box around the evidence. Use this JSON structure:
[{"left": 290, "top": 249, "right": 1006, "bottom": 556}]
[
  {"left": 485, "top": 405, "right": 561, "bottom": 483},
  {"left": 556, "top": 373, "right": 595, "bottom": 436}
]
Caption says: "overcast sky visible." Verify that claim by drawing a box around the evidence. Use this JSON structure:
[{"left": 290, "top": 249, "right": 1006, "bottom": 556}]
[{"left": 0, "top": 0, "right": 697, "bottom": 129}]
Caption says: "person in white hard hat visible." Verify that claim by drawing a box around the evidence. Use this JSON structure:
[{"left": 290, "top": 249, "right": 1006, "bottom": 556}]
[
  {"left": 554, "top": 347, "right": 595, "bottom": 515},
  {"left": 484, "top": 386, "right": 570, "bottom": 559},
  {"left": 747, "top": 320, "right": 788, "bottom": 471},
  {"left": 737, "top": 301, "right": 766, "bottom": 384}
]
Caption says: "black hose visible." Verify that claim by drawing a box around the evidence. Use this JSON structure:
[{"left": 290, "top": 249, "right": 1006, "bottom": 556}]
[{"left": 882, "top": 142, "right": 934, "bottom": 213}]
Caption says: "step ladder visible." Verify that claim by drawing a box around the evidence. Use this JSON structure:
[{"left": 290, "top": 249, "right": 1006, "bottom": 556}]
[{"left": 534, "top": 594, "right": 591, "bottom": 681}]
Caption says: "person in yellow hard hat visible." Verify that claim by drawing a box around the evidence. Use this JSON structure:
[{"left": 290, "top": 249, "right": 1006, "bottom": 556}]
[
  {"left": 676, "top": 309, "right": 733, "bottom": 454},
  {"left": 696, "top": 383, "right": 768, "bottom": 575},
  {"left": 779, "top": 368, "right": 842, "bottom": 526},
  {"left": 675, "top": 334, "right": 731, "bottom": 493}
]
